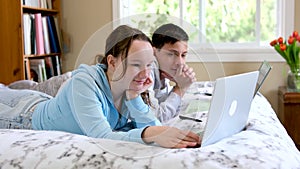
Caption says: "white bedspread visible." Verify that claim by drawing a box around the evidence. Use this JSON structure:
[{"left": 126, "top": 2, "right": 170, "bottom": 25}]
[{"left": 0, "top": 82, "right": 299, "bottom": 169}]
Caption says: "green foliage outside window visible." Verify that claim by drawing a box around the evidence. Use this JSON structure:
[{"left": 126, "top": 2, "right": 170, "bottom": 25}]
[{"left": 128, "top": 0, "right": 276, "bottom": 44}]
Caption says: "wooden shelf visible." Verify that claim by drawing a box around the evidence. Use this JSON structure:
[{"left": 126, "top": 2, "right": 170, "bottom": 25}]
[
  {"left": 23, "top": 6, "right": 59, "bottom": 14},
  {"left": 0, "top": 0, "right": 62, "bottom": 84},
  {"left": 24, "top": 53, "right": 61, "bottom": 58}
]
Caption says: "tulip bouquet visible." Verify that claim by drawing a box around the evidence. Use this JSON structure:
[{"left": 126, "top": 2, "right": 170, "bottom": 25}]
[
  {"left": 270, "top": 31, "right": 300, "bottom": 74},
  {"left": 270, "top": 31, "right": 300, "bottom": 90}
]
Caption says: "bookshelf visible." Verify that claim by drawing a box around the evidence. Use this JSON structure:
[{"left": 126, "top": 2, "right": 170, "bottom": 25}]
[{"left": 0, "top": 0, "right": 62, "bottom": 85}]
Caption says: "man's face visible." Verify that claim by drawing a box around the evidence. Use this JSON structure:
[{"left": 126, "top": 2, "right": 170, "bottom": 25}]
[{"left": 154, "top": 41, "right": 188, "bottom": 80}]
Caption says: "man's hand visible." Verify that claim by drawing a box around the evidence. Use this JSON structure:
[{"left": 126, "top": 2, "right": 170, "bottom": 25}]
[{"left": 172, "top": 64, "right": 196, "bottom": 97}]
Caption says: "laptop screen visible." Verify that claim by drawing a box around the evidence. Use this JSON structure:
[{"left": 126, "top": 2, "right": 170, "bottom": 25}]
[{"left": 254, "top": 60, "right": 272, "bottom": 96}]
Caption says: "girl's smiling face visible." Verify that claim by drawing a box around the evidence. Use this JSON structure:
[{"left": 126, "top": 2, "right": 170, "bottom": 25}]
[{"left": 112, "top": 40, "right": 155, "bottom": 93}]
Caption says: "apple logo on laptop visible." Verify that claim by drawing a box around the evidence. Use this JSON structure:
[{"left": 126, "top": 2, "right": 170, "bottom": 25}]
[{"left": 229, "top": 100, "right": 237, "bottom": 116}]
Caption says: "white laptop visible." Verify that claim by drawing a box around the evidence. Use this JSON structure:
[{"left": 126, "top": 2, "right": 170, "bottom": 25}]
[
  {"left": 179, "top": 71, "right": 260, "bottom": 147},
  {"left": 198, "top": 71, "right": 259, "bottom": 147}
]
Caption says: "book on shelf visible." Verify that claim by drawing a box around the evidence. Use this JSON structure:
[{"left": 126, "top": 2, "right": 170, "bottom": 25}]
[
  {"left": 46, "top": 0, "right": 52, "bottom": 9},
  {"left": 34, "top": 13, "right": 45, "bottom": 55},
  {"left": 42, "top": 16, "right": 51, "bottom": 54},
  {"left": 52, "top": 55, "right": 62, "bottom": 76},
  {"left": 23, "top": 13, "right": 37, "bottom": 55},
  {"left": 23, "top": 13, "right": 31, "bottom": 55},
  {"left": 24, "top": 59, "right": 31, "bottom": 80},
  {"left": 46, "top": 15, "right": 61, "bottom": 53},
  {"left": 44, "top": 56, "right": 62, "bottom": 79},
  {"left": 30, "top": 14, "right": 36, "bottom": 55},
  {"left": 23, "top": 0, "right": 39, "bottom": 8},
  {"left": 29, "top": 59, "right": 47, "bottom": 82},
  {"left": 53, "top": 17, "right": 63, "bottom": 51},
  {"left": 39, "top": 0, "right": 47, "bottom": 9},
  {"left": 44, "top": 56, "right": 54, "bottom": 78},
  {"left": 22, "top": 0, "right": 52, "bottom": 9}
]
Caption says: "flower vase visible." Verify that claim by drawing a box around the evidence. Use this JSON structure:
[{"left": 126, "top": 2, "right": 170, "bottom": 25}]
[{"left": 287, "top": 70, "right": 300, "bottom": 92}]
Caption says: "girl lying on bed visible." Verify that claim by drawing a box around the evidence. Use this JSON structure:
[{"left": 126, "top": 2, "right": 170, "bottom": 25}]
[{"left": 0, "top": 25, "right": 200, "bottom": 148}]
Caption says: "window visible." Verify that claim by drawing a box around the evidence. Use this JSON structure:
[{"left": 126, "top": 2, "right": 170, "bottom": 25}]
[{"left": 113, "top": 0, "right": 295, "bottom": 62}]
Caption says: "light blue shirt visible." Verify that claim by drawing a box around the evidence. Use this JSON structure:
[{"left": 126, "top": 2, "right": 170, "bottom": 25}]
[{"left": 32, "top": 64, "right": 161, "bottom": 144}]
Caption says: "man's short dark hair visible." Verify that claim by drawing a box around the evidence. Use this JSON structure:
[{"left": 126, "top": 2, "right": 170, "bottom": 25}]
[{"left": 152, "top": 23, "right": 189, "bottom": 49}]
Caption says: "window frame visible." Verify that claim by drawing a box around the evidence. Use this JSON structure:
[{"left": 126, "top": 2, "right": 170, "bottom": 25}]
[{"left": 112, "top": 0, "right": 295, "bottom": 62}]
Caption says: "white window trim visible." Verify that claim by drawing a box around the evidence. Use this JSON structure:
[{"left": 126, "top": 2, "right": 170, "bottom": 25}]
[{"left": 112, "top": 0, "right": 294, "bottom": 62}]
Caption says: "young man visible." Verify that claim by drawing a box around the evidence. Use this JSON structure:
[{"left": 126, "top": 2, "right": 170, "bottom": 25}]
[{"left": 150, "top": 23, "right": 196, "bottom": 123}]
